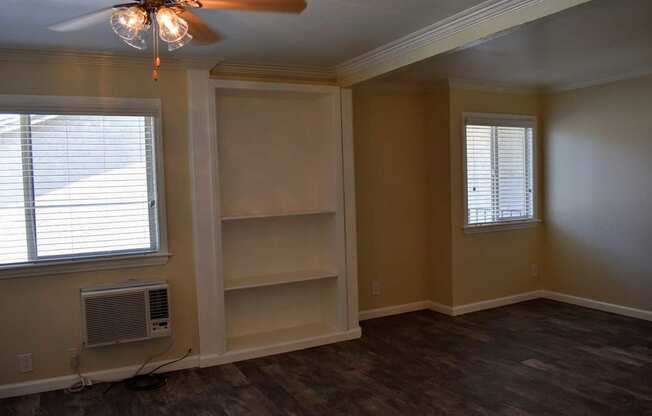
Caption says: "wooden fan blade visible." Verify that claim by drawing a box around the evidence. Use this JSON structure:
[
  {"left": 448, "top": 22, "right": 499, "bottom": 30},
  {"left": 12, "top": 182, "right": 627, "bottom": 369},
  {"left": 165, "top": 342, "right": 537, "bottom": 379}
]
[
  {"left": 199, "top": 0, "right": 307, "bottom": 13},
  {"left": 49, "top": 3, "right": 138, "bottom": 32},
  {"left": 179, "top": 10, "right": 223, "bottom": 44}
]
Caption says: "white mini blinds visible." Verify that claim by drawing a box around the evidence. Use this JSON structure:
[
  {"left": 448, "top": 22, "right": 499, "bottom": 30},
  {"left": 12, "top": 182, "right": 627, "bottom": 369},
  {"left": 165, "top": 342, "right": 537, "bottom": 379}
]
[
  {"left": 464, "top": 114, "right": 536, "bottom": 227},
  {"left": 0, "top": 113, "right": 160, "bottom": 266}
]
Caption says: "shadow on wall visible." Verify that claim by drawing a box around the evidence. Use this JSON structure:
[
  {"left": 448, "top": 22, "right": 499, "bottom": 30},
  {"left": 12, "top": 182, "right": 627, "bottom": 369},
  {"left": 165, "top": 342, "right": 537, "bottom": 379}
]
[{"left": 546, "top": 212, "right": 652, "bottom": 310}]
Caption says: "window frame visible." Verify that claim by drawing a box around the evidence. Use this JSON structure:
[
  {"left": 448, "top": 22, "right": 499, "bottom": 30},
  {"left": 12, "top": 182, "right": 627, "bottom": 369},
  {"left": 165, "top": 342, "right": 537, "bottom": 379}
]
[
  {"left": 0, "top": 95, "right": 169, "bottom": 279},
  {"left": 462, "top": 112, "right": 541, "bottom": 233}
]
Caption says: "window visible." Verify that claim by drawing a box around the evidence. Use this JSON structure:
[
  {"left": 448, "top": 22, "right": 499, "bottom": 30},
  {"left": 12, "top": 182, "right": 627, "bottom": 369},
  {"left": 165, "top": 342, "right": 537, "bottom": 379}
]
[
  {"left": 0, "top": 96, "right": 167, "bottom": 276},
  {"left": 464, "top": 114, "right": 537, "bottom": 228}
]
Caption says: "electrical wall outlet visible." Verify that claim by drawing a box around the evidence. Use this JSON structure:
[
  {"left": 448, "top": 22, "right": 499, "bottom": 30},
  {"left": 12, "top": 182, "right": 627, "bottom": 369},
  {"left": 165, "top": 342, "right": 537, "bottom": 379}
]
[
  {"left": 372, "top": 279, "right": 382, "bottom": 296},
  {"left": 17, "top": 353, "right": 33, "bottom": 373},
  {"left": 531, "top": 263, "right": 539, "bottom": 278}
]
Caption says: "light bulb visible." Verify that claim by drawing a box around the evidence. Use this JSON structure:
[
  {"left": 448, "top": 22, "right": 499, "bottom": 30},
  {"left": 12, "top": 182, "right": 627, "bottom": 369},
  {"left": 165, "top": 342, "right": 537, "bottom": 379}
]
[
  {"left": 156, "top": 7, "right": 188, "bottom": 43},
  {"left": 111, "top": 6, "right": 147, "bottom": 40}
]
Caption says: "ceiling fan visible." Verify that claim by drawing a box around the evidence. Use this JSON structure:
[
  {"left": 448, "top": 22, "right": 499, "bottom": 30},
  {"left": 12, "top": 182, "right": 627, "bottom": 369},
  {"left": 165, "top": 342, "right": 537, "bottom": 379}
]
[{"left": 49, "top": 0, "right": 307, "bottom": 80}]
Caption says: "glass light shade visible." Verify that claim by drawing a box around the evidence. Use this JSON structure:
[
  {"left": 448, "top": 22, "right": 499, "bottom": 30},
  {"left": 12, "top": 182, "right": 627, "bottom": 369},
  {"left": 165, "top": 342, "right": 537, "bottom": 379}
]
[
  {"left": 167, "top": 32, "right": 193, "bottom": 51},
  {"left": 111, "top": 6, "right": 147, "bottom": 40},
  {"left": 122, "top": 30, "right": 148, "bottom": 50},
  {"left": 156, "top": 8, "right": 189, "bottom": 43}
]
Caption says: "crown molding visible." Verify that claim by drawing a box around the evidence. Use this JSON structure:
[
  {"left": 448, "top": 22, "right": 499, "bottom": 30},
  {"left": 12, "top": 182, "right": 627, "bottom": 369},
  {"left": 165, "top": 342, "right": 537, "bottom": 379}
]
[
  {"left": 210, "top": 61, "right": 337, "bottom": 85},
  {"left": 0, "top": 48, "right": 220, "bottom": 71},
  {"left": 352, "top": 81, "right": 430, "bottom": 94},
  {"left": 334, "top": 0, "right": 592, "bottom": 86},
  {"left": 0, "top": 49, "right": 336, "bottom": 84},
  {"left": 544, "top": 66, "right": 652, "bottom": 94},
  {"left": 448, "top": 78, "right": 543, "bottom": 94}
]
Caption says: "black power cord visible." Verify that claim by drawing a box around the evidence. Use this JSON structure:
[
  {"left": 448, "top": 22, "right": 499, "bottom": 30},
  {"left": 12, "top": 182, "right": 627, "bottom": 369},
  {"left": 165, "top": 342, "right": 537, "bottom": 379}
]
[
  {"left": 104, "top": 348, "right": 192, "bottom": 394},
  {"left": 143, "top": 348, "right": 192, "bottom": 376}
]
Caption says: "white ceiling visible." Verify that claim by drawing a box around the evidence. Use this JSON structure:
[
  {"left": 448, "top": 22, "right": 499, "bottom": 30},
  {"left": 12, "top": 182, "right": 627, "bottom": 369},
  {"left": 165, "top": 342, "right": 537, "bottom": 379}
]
[
  {"left": 0, "top": 0, "right": 485, "bottom": 67},
  {"left": 383, "top": 0, "right": 652, "bottom": 90}
]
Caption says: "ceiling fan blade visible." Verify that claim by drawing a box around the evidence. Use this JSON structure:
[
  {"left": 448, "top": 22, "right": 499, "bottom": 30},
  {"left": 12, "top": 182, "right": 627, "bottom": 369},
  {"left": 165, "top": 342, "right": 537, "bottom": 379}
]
[
  {"left": 48, "top": 3, "right": 138, "bottom": 32},
  {"left": 179, "top": 10, "right": 223, "bottom": 44},
  {"left": 200, "top": 0, "right": 307, "bottom": 13}
]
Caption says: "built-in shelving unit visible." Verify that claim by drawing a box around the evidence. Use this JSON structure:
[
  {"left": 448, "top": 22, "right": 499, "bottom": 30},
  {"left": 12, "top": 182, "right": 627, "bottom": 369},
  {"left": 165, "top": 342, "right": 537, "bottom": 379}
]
[
  {"left": 189, "top": 73, "right": 359, "bottom": 366},
  {"left": 189, "top": 79, "right": 359, "bottom": 363}
]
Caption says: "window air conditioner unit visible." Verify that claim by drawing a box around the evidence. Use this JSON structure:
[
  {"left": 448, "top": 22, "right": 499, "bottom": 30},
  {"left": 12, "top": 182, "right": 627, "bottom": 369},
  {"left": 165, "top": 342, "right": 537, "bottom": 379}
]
[{"left": 81, "top": 280, "right": 171, "bottom": 348}]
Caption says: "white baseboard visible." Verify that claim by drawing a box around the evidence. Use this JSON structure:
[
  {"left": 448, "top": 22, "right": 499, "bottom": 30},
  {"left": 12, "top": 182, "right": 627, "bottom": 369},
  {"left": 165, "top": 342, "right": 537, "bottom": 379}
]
[
  {"left": 0, "top": 354, "right": 199, "bottom": 400},
  {"left": 0, "top": 374, "right": 79, "bottom": 401},
  {"left": 430, "top": 301, "right": 455, "bottom": 316},
  {"left": 348, "top": 290, "right": 652, "bottom": 321},
  {"left": 542, "top": 291, "right": 652, "bottom": 322},
  {"left": 444, "top": 290, "right": 651, "bottom": 321},
  {"left": 359, "top": 301, "right": 434, "bottom": 321},
  {"left": 359, "top": 290, "right": 651, "bottom": 323},
  {"left": 200, "top": 328, "right": 362, "bottom": 367},
  {"left": 451, "top": 290, "right": 543, "bottom": 316},
  {"left": 359, "top": 292, "right": 543, "bottom": 320}
]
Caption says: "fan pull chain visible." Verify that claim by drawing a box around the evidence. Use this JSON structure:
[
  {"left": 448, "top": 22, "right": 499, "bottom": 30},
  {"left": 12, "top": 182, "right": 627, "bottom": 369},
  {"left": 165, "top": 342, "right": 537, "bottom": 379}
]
[{"left": 152, "top": 13, "right": 160, "bottom": 81}]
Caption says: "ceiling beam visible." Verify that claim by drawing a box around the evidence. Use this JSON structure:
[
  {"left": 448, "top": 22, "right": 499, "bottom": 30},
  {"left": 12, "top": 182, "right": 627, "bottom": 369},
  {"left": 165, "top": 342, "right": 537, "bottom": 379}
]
[{"left": 334, "top": 0, "right": 594, "bottom": 87}]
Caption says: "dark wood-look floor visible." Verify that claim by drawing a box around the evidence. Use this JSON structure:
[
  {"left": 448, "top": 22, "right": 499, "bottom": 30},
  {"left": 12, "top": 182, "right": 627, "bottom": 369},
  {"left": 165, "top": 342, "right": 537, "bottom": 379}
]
[{"left": 3, "top": 299, "right": 652, "bottom": 416}]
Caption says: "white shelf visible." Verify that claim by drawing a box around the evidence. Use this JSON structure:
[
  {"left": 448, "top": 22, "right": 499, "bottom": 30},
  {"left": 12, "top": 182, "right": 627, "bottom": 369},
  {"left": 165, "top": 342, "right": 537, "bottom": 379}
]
[
  {"left": 224, "top": 269, "right": 338, "bottom": 292},
  {"left": 226, "top": 323, "right": 335, "bottom": 352},
  {"left": 221, "top": 209, "right": 335, "bottom": 222}
]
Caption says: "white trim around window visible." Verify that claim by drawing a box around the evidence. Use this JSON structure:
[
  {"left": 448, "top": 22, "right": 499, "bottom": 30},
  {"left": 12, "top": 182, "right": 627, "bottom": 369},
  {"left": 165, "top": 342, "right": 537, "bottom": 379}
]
[
  {"left": 462, "top": 112, "right": 541, "bottom": 233},
  {"left": 0, "top": 95, "right": 170, "bottom": 279}
]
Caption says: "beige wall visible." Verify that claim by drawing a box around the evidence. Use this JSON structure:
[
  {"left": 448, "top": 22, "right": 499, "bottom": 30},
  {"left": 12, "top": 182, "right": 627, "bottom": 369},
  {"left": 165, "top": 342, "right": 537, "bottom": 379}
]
[
  {"left": 353, "top": 84, "right": 546, "bottom": 310},
  {"left": 0, "top": 61, "right": 198, "bottom": 384},
  {"left": 426, "top": 84, "right": 453, "bottom": 306},
  {"left": 353, "top": 86, "right": 432, "bottom": 311},
  {"left": 448, "top": 87, "right": 545, "bottom": 306},
  {"left": 544, "top": 75, "right": 652, "bottom": 311}
]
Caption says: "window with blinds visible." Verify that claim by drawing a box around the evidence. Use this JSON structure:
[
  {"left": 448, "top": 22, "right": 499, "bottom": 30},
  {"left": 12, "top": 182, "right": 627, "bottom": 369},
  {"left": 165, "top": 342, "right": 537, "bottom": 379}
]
[
  {"left": 464, "top": 115, "right": 535, "bottom": 226},
  {"left": 0, "top": 113, "right": 159, "bottom": 267}
]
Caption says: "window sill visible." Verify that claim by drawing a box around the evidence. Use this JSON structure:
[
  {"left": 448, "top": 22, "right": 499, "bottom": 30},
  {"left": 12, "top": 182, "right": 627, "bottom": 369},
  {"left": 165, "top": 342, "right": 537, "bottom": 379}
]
[
  {"left": 0, "top": 252, "right": 171, "bottom": 280},
  {"left": 463, "top": 219, "right": 541, "bottom": 234}
]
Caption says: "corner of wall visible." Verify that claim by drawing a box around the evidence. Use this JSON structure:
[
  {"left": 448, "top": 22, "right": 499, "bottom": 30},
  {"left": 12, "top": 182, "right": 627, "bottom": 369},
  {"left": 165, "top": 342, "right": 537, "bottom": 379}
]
[
  {"left": 352, "top": 83, "right": 436, "bottom": 311},
  {"left": 425, "top": 82, "right": 453, "bottom": 306}
]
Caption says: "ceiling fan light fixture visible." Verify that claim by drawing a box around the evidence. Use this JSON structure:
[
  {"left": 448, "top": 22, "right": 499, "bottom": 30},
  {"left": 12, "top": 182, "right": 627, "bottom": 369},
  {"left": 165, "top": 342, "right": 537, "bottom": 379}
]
[
  {"left": 110, "top": 6, "right": 147, "bottom": 40},
  {"left": 156, "top": 7, "right": 189, "bottom": 43},
  {"left": 51, "top": 0, "right": 308, "bottom": 80}
]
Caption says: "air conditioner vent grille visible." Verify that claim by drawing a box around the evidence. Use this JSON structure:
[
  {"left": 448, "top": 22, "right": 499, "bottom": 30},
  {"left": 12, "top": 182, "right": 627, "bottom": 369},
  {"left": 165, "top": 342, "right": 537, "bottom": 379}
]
[
  {"left": 149, "top": 288, "right": 169, "bottom": 320},
  {"left": 84, "top": 291, "right": 147, "bottom": 346}
]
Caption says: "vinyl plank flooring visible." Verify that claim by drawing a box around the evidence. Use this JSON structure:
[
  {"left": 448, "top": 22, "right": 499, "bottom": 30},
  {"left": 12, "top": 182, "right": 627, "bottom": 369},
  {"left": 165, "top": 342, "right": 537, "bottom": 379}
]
[{"left": 1, "top": 299, "right": 651, "bottom": 416}]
